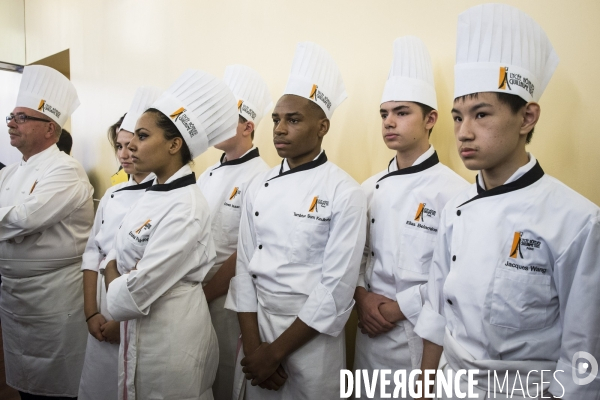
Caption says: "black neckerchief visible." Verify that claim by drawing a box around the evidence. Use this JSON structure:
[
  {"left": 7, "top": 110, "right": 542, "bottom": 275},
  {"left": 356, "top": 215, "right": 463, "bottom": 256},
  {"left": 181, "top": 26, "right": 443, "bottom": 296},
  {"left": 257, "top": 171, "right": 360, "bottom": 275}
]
[
  {"left": 268, "top": 151, "right": 328, "bottom": 182},
  {"left": 458, "top": 161, "right": 545, "bottom": 208},
  {"left": 114, "top": 179, "right": 154, "bottom": 193},
  {"left": 213, "top": 148, "right": 261, "bottom": 170},
  {"left": 377, "top": 151, "right": 439, "bottom": 183},
  {"left": 146, "top": 173, "right": 197, "bottom": 192}
]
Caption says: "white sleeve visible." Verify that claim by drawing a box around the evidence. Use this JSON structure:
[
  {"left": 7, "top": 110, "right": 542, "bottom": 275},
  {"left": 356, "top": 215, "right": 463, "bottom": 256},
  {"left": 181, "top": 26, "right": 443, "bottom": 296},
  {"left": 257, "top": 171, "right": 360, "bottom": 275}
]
[
  {"left": 107, "top": 210, "right": 214, "bottom": 321},
  {"left": 356, "top": 211, "right": 370, "bottom": 289},
  {"left": 297, "top": 186, "right": 367, "bottom": 336},
  {"left": 225, "top": 178, "right": 258, "bottom": 313},
  {"left": 549, "top": 215, "right": 600, "bottom": 398},
  {"left": 80, "top": 192, "right": 109, "bottom": 271},
  {"left": 0, "top": 162, "right": 92, "bottom": 240},
  {"left": 414, "top": 208, "right": 451, "bottom": 346}
]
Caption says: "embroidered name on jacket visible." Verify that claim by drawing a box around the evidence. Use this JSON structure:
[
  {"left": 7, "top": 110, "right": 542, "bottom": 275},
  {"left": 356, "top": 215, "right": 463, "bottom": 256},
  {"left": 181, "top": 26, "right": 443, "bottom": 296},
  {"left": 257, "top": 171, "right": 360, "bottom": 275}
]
[
  {"left": 405, "top": 203, "right": 438, "bottom": 232},
  {"left": 505, "top": 232, "right": 546, "bottom": 274},
  {"left": 223, "top": 187, "right": 241, "bottom": 209},
  {"left": 129, "top": 219, "right": 152, "bottom": 244}
]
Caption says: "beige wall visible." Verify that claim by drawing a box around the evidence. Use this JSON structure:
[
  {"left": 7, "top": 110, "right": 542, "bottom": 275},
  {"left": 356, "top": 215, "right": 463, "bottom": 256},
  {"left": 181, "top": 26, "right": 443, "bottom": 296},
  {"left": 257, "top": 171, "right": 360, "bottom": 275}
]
[
  {"left": 20, "top": 0, "right": 600, "bottom": 206},
  {"left": 0, "top": 0, "right": 25, "bottom": 65}
]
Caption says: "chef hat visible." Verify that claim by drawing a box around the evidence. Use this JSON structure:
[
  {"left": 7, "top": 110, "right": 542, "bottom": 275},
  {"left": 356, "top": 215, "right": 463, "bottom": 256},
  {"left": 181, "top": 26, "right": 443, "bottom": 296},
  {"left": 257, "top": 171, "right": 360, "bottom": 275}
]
[
  {"left": 455, "top": 3, "right": 559, "bottom": 102},
  {"left": 15, "top": 65, "right": 80, "bottom": 127},
  {"left": 283, "top": 42, "right": 347, "bottom": 119},
  {"left": 119, "top": 86, "right": 162, "bottom": 133},
  {"left": 151, "top": 69, "right": 238, "bottom": 158},
  {"left": 223, "top": 65, "right": 273, "bottom": 126},
  {"left": 381, "top": 36, "right": 437, "bottom": 109}
]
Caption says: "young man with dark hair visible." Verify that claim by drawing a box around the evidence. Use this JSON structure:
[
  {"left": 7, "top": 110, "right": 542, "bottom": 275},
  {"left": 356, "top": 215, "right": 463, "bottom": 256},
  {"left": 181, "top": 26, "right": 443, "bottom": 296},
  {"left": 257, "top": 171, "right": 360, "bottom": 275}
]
[
  {"left": 197, "top": 64, "right": 272, "bottom": 400},
  {"left": 353, "top": 36, "right": 468, "bottom": 399},
  {"left": 225, "top": 42, "right": 367, "bottom": 400},
  {"left": 415, "top": 4, "right": 600, "bottom": 399}
]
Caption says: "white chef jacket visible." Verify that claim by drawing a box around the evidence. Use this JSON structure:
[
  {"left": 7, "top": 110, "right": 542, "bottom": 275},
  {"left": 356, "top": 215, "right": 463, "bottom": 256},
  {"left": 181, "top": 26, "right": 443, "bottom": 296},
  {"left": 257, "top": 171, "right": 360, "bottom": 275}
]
[
  {"left": 106, "top": 164, "right": 216, "bottom": 319},
  {"left": 78, "top": 173, "right": 154, "bottom": 400},
  {"left": 415, "top": 154, "right": 600, "bottom": 398},
  {"left": 106, "top": 165, "right": 218, "bottom": 400},
  {"left": 0, "top": 144, "right": 94, "bottom": 397},
  {"left": 81, "top": 174, "right": 155, "bottom": 272},
  {"left": 0, "top": 144, "right": 93, "bottom": 275},
  {"left": 226, "top": 151, "right": 367, "bottom": 336},
  {"left": 358, "top": 146, "right": 469, "bottom": 325},
  {"left": 197, "top": 147, "right": 269, "bottom": 280}
]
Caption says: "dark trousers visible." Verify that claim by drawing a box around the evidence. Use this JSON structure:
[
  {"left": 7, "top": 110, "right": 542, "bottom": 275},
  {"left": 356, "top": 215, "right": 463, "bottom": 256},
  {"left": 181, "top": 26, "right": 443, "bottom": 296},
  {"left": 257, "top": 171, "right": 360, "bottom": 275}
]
[{"left": 19, "top": 392, "right": 76, "bottom": 400}]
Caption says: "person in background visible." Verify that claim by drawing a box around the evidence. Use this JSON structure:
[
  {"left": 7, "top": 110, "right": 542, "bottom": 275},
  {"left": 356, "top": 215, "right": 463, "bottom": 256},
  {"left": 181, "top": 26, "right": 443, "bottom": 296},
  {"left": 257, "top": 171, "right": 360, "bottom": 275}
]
[
  {"left": 415, "top": 4, "right": 600, "bottom": 399},
  {"left": 197, "top": 64, "right": 271, "bottom": 400},
  {"left": 0, "top": 65, "right": 93, "bottom": 399},
  {"left": 78, "top": 86, "right": 160, "bottom": 400},
  {"left": 353, "top": 36, "right": 468, "bottom": 399},
  {"left": 225, "top": 42, "right": 367, "bottom": 400},
  {"left": 57, "top": 128, "right": 72, "bottom": 154},
  {"left": 104, "top": 69, "right": 238, "bottom": 400}
]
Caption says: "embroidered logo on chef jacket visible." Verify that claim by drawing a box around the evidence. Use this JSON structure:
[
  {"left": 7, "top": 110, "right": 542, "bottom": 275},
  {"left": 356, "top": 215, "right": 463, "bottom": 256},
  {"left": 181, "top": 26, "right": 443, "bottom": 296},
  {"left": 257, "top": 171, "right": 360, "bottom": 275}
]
[
  {"left": 504, "top": 231, "right": 546, "bottom": 274},
  {"left": 308, "top": 196, "right": 329, "bottom": 213},
  {"left": 308, "top": 84, "right": 332, "bottom": 111},
  {"left": 405, "top": 203, "right": 438, "bottom": 233},
  {"left": 414, "top": 202, "right": 436, "bottom": 222},
  {"left": 128, "top": 219, "right": 152, "bottom": 244},
  {"left": 229, "top": 187, "right": 240, "bottom": 200},
  {"left": 37, "top": 99, "right": 61, "bottom": 119}
]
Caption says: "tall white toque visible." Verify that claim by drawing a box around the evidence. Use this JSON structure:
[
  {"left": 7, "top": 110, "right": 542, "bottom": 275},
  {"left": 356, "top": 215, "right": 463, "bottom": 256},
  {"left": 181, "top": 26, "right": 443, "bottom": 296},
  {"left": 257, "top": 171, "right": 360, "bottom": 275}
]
[
  {"left": 151, "top": 69, "right": 238, "bottom": 158},
  {"left": 223, "top": 65, "right": 273, "bottom": 127},
  {"left": 454, "top": 3, "right": 559, "bottom": 102},
  {"left": 15, "top": 65, "right": 80, "bottom": 127},
  {"left": 119, "top": 86, "right": 162, "bottom": 133},
  {"left": 283, "top": 41, "right": 347, "bottom": 119},
  {"left": 381, "top": 36, "right": 438, "bottom": 110}
]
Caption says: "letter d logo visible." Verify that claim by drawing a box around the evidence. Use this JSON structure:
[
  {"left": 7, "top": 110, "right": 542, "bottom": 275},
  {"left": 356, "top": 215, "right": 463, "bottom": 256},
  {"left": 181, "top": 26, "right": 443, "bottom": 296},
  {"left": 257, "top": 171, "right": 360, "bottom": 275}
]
[{"left": 572, "top": 351, "right": 598, "bottom": 386}]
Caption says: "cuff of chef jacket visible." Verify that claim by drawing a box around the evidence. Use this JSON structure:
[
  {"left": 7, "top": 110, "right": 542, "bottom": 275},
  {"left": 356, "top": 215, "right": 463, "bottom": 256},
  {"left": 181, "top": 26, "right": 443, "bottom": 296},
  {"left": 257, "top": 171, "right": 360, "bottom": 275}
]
[
  {"left": 396, "top": 285, "right": 423, "bottom": 326},
  {"left": 413, "top": 303, "right": 446, "bottom": 346},
  {"left": 98, "top": 249, "right": 117, "bottom": 273},
  {"left": 106, "top": 274, "right": 148, "bottom": 321},
  {"left": 550, "top": 358, "right": 600, "bottom": 398},
  {"left": 297, "top": 283, "right": 354, "bottom": 337},
  {"left": 81, "top": 251, "right": 103, "bottom": 272},
  {"left": 224, "top": 273, "right": 258, "bottom": 312},
  {"left": 356, "top": 273, "right": 367, "bottom": 289}
]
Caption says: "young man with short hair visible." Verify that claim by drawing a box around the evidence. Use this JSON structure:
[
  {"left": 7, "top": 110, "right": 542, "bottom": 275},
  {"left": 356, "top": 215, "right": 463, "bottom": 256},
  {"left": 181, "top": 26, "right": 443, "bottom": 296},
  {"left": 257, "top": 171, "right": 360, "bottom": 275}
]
[
  {"left": 353, "top": 36, "right": 468, "bottom": 399},
  {"left": 225, "top": 42, "right": 367, "bottom": 399},
  {"left": 415, "top": 4, "right": 600, "bottom": 399},
  {"left": 197, "top": 64, "right": 272, "bottom": 400}
]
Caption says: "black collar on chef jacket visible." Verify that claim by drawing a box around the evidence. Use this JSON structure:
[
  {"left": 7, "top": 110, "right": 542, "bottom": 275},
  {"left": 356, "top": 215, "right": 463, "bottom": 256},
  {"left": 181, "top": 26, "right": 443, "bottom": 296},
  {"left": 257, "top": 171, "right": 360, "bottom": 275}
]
[
  {"left": 457, "top": 161, "right": 545, "bottom": 208},
  {"left": 269, "top": 150, "right": 328, "bottom": 181},
  {"left": 213, "top": 147, "right": 261, "bottom": 170},
  {"left": 146, "top": 173, "right": 197, "bottom": 192},
  {"left": 377, "top": 151, "right": 439, "bottom": 183},
  {"left": 114, "top": 179, "right": 154, "bottom": 193}
]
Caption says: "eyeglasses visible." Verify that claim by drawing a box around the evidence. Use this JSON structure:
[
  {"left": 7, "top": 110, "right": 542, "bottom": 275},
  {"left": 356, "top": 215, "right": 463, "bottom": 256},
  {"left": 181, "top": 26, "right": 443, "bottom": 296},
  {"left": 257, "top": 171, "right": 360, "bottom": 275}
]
[{"left": 6, "top": 114, "right": 53, "bottom": 125}]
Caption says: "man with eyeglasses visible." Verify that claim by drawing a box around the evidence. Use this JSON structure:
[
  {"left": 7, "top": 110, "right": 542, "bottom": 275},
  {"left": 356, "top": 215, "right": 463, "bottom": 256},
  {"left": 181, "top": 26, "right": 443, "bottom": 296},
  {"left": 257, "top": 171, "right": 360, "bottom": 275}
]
[{"left": 0, "top": 65, "right": 93, "bottom": 399}]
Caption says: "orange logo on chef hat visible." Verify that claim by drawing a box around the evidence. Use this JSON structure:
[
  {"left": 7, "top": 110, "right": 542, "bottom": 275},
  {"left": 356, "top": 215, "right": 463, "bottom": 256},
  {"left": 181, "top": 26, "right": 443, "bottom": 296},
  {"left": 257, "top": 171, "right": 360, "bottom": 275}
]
[
  {"left": 498, "top": 67, "right": 511, "bottom": 90},
  {"left": 509, "top": 232, "right": 523, "bottom": 259},
  {"left": 37, "top": 99, "right": 46, "bottom": 111},
  {"left": 309, "top": 84, "right": 318, "bottom": 101},
  {"left": 170, "top": 107, "right": 186, "bottom": 122},
  {"left": 237, "top": 100, "right": 244, "bottom": 111}
]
